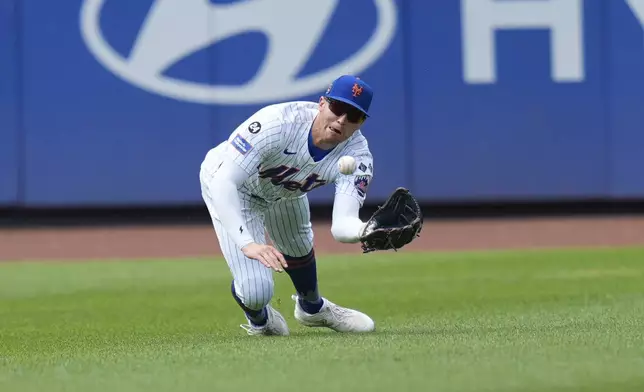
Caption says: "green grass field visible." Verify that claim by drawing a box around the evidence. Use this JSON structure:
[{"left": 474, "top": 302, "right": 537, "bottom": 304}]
[{"left": 1, "top": 247, "right": 644, "bottom": 392}]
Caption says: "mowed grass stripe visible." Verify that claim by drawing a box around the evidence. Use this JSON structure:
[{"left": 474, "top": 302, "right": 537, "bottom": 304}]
[{"left": 1, "top": 247, "right": 643, "bottom": 392}]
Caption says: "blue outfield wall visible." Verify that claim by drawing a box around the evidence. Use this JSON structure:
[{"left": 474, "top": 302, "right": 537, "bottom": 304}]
[
  {"left": 0, "top": 0, "right": 19, "bottom": 205},
  {"left": 1, "top": 0, "right": 644, "bottom": 207}
]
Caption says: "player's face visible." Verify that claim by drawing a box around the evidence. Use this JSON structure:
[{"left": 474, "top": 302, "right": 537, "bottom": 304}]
[{"left": 318, "top": 97, "right": 366, "bottom": 145}]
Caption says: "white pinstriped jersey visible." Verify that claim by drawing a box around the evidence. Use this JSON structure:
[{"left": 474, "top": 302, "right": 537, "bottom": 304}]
[{"left": 206, "top": 101, "right": 374, "bottom": 205}]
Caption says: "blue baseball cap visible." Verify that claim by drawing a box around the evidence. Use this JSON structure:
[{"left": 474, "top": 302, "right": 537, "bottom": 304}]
[{"left": 323, "top": 75, "right": 373, "bottom": 117}]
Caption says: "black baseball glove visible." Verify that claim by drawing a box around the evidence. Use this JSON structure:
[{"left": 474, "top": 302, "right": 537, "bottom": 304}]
[{"left": 359, "top": 187, "right": 423, "bottom": 253}]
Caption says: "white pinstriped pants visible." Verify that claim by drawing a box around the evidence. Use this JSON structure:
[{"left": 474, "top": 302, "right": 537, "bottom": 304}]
[{"left": 200, "top": 170, "right": 314, "bottom": 311}]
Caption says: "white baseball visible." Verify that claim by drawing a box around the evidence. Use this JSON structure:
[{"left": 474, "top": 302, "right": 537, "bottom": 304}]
[{"left": 337, "top": 156, "right": 357, "bottom": 175}]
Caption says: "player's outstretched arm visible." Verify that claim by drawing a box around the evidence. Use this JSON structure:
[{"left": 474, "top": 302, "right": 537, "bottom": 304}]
[
  {"left": 331, "top": 192, "right": 367, "bottom": 243},
  {"left": 205, "top": 156, "right": 288, "bottom": 272}
]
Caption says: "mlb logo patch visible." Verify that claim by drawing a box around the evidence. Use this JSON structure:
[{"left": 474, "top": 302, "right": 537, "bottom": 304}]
[
  {"left": 231, "top": 134, "right": 252, "bottom": 155},
  {"left": 354, "top": 175, "right": 370, "bottom": 197}
]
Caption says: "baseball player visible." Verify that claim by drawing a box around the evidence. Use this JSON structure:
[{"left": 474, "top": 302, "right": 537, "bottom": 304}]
[{"left": 199, "top": 74, "right": 379, "bottom": 336}]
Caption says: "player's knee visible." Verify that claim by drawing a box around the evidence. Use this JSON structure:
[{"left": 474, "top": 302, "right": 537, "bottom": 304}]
[
  {"left": 277, "top": 243, "right": 313, "bottom": 258},
  {"left": 237, "top": 276, "right": 274, "bottom": 310},
  {"left": 271, "top": 230, "right": 313, "bottom": 257},
  {"left": 284, "top": 248, "right": 315, "bottom": 269}
]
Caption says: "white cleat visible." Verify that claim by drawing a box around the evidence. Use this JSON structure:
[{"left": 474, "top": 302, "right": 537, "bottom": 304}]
[
  {"left": 240, "top": 305, "right": 290, "bottom": 336},
  {"left": 292, "top": 295, "right": 375, "bottom": 333}
]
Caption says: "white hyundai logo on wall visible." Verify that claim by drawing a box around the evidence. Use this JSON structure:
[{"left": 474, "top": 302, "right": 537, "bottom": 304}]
[{"left": 80, "top": 0, "right": 398, "bottom": 105}]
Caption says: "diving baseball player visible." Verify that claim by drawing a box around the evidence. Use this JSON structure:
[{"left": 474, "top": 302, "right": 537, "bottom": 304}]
[{"left": 199, "top": 75, "right": 388, "bottom": 336}]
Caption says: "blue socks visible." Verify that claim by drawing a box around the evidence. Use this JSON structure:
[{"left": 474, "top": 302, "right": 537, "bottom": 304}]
[
  {"left": 230, "top": 281, "right": 267, "bottom": 326},
  {"left": 285, "top": 250, "right": 324, "bottom": 314}
]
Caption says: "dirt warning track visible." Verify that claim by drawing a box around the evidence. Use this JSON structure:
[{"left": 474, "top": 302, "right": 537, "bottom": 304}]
[{"left": 1, "top": 216, "right": 644, "bottom": 262}]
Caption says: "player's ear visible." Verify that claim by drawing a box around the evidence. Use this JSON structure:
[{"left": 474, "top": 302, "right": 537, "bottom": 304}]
[{"left": 318, "top": 96, "right": 325, "bottom": 108}]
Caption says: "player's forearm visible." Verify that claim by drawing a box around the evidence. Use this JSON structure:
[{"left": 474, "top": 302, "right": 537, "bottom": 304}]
[
  {"left": 331, "top": 193, "right": 367, "bottom": 243},
  {"left": 206, "top": 162, "right": 255, "bottom": 249},
  {"left": 331, "top": 216, "right": 366, "bottom": 243}
]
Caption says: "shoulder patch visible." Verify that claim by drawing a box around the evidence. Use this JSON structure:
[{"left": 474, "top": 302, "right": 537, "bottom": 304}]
[
  {"left": 231, "top": 134, "right": 252, "bottom": 155},
  {"left": 248, "top": 121, "right": 261, "bottom": 134},
  {"left": 354, "top": 175, "right": 370, "bottom": 197}
]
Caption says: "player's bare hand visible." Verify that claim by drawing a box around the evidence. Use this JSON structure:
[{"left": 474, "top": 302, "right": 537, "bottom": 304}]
[{"left": 241, "top": 243, "right": 288, "bottom": 272}]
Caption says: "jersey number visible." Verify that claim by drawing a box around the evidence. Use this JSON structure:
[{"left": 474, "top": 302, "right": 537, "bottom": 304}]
[{"left": 258, "top": 165, "right": 326, "bottom": 193}]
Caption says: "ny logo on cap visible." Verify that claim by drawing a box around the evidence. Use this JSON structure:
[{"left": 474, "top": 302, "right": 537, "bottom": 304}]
[{"left": 352, "top": 83, "right": 363, "bottom": 97}]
